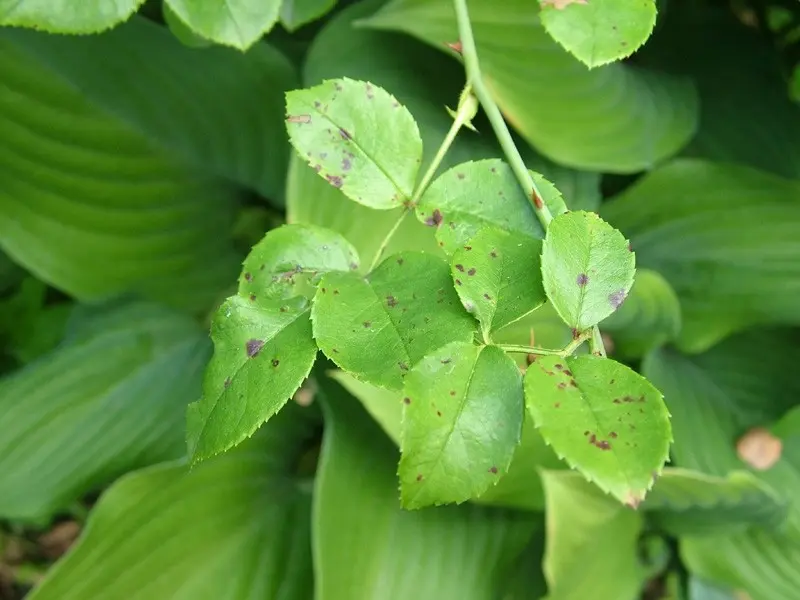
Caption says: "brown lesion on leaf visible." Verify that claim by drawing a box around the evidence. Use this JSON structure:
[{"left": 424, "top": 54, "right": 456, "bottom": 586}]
[
  {"left": 467, "top": 268, "right": 476, "bottom": 276},
  {"left": 286, "top": 114, "right": 312, "bottom": 124},
  {"left": 455, "top": 264, "right": 465, "bottom": 272},
  {"left": 363, "top": 321, "right": 372, "bottom": 328},
  {"left": 223, "top": 377, "right": 232, "bottom": 388},
  {"left": 489, "top": 466, "right": 498, "bottom": 474},
  {"left": 339, "top": 127, "right": 352, "bottom": 140},
  {"left": 416, "top": 474, "right": 424, "bottom": 481},
  {"left": 609, "top": 290, "right": 627, "bottom": 309},
  {"left": 403, "top": 397, "right": 411, "bottom": 404},
  {"left": 576, "top": 273, "right": 589, "bottom": 286},
  {"left": 424, "top": 209, "right": 443, "bottom": 227},
  {"left": 386, "top": 295, "right": 398, "bottom": 308},
  {"left": 588, "top": 433, "right": 611, "bottom": 450},
  {"left": 326, "top": 174, "right": 343, "bottom": 188},
  {"left": 246, "top": 339, "right": 265, "bottom": 358}
]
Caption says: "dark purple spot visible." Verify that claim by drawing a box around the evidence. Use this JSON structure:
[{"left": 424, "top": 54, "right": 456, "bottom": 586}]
[
  {"left": 563, "top": 370, "right": 573, "bottom": 377},
  {"left": 350, "top": 262, "right": 358, "bottom": 270},
  {"left": 610, "top": 431, "right": 618, "bottom": 438},
  {"left": 314, "top": 164, "right": 322, "bottom": 173},
  {"left": 467, "top": 268, "right": 476, "bottom": 276},
  {"left": 397, "top": 258, "right": 404, "bottom": 266},
  {"left": 326, "top": 174, "right": 343, "bottom": 188},
  {"left": 489, "top": 466, "right": 498, "bottom": 474},
  {"left": 398, "top": 362, "right": 409, "bottom": 371},
  {"left": 342, "top": 157, "right": 352, "bottom": 171},
  {"left": 609, "top": 290, "right": 627, "bottom": 309},
  {"left": 555, "top": 364, "right": 563, "bottom": 370},
  {"left": 339, "top": 128, "right": 352, "bottom": 140},
  {"left": 403, "top": 397, "right": 411, "bottom": 404},
  {"left": 244, "top": 272, "right": 252, "bottom": 282},
  {"left": 576, "top": 273, "right": 589, "bottom": 286},
  {"left": 363, "top": 321, "right": 371, "bottom": 328},
  {"left": 271, "top": 359, "right": 280, "bottom": 367},
  {"left": 334, "top": 82, "right": 343, "bottom": 91},
  {"left": 246, "top": 339, "right": 264, "bottom": 358},
  {"left": 249, "top": 294, "right": 256, "bottom": 301},
  {"left": 483, "top": 293, "right": 491, "bottom": 300},
  {"left": 455, "top": 279, "right": 462, "bottom": 286},
  {"left": 455, "top": 264, "right": 465, "bottom": 272},
  {"left": 589, "top": 433, "right": 611, "bottom": 451},
  {"left": 425, "top": 209, "right": 443, "bottom": 227},
  {"left": 490, "top": 251, "right": 498, "bottom": 258},
  {"left": 386, "top": 295, "right": 397, "bottom": 308},
  {"left": 449, "top": 390, "right": 456, "bottom": 396}
]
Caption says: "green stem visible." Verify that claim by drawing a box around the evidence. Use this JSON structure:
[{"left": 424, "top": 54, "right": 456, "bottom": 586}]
[
  {"left": 497, "top": 344, "right": 564, "bottom": 357},
  {"left": 453, "top": 0, "right": 607, "bottom": 357},
  {"left": 368, "top": 85, "right": 478, "bottom": 272}
]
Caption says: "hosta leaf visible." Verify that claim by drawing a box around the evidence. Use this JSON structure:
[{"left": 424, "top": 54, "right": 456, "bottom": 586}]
[
  {"left": 314, "top": 375, "right": 538, "bottom": 600},
  {"left": 311, "top": 251, "right": 475, "bottom": 391},
  {"left": 643, "top": 469, "right": 788, "bottom": 536},
  {"left": 602, "top": 269, "right": 681, "bottom": 359},
  {"left": 2, "top": 18, "right": 297, "bottom": 202},
  {"left": 359, "top": 0, "right": 698, "bottom": 172},
  {"left": 188, "top": 226, "right": 358, "bottom": 462},
  {"left": 164, "top": 0, "right": 281, "bottom": 50},
  {"left": 602, "top": 160, "right": 800, "bottom": 353},
  {"left": 0, "top": 303, "right": 209, "bottom": 522},
  {"left": 399, "top": 342, "right": 524, "bottom": 508},
  {"left": 541, "top": 470, "right": 649, "bottom": 600},
  {"left": 286, "top": 77, "right": 423, "bottom": 210},
  {"left": 525, "top": 354, "right": 671, "bottom": 505},
  {"left": 416, "top": 159, "right": 564, "bottom": 254},
  {"left": 542, "top": 211, "right": 635, "bottom": 331},
  {"left": 0, "top": 37, "right": 239, "bottom": 311},
  {"left": 28, "top": 405, "right": 316, "bottom": 600},
  {"left": 280, "top": 0, "right": 337, "bottom": 31},
  {"left": 288, "top": 1, "right": 600, "bottom": 260},
  {"left": 0, "top": 0, "right": 144, "bottom": 33},
  {"left": 539, "top": 0, "right": 657, "bottom": 68},
  {"left": 450, "top": 227, "right": 546, "bottom": 337}
]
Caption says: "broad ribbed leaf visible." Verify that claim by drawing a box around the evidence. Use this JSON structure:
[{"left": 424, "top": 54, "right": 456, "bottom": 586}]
[
  {"left": 0, "top": 0, "right": 144, "bottom": 33},
  {"left": 287, "top": 0, "right": 600, "bottom": 261},
  {"left": 188, "top": 225, "right": 358, "bottom": 462},
  {"left": 541, "top": 470, "right": 648, "bottom": 600},
  {"left": 602, "top": 160, "right": 800, "bottom": 353},
  {"left": 359, "top": 0, "right": 698, "bottom": 172},
  {"left": 286, "top": 77, "right": 423, "bottom": 210},
  {"left": 28, "top": 405, "right": 316, "bottom": 600},
  {"left": 312, "top": 252, "right": 475, "bottom": 391},
  {"left": 2, "top": 18, "right": 297, "bottom": 201},
  {"left": 314, "top": 375, "right": 538, "bottom": 600},
  {"left": 164, "top": 0, "right": 281, "bottom": 50},
  {"left": 542, "top": 211, "right": 635, "bottom": 331},
  {"left": 400, "top": 343, "right": 523, "bottom": 508},
  {"left": 525, "top": 354, "right": 671, "bottom": 505},
  {"left": 540, "top": 0, "right": 657, "bottom": 68},
  {"left": 0, "top": 303, "right": 209, "bottom": 522},
  {"left": 0, "top": 37, "right": 239, "bottom": 311},
  {"left": 601, "top": 269, "right": 681, "bottom": 359},
  {"left": 450, "top": 227, "right": 546, "bottom": 336},
  {"left": 416, "top": 159, "right": 564, "bottom": 253}
]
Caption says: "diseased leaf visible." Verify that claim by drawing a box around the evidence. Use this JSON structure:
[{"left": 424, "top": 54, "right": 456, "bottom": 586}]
[
  {"left": 314, "top": 375, "right": 538, "bottom": 600},
  {"left": 0, "top": 302, "right": 209, "bottom": 522},
  {"left": 28, "top": 405, "right": 316, "bottom": 600},
  {"left": 187, "top": 225, "right": 358, "bottom": 462},
  {"left": 540, "top": 0, "right": 657, "bottom": 68},
  {"left": 163, "top": 0, "right": 282, "bottom": 50},
  {"left": 451, "top": 227, "right": 546, "bottom": 337},
  {"left": 312, "top": 251, "right": 476, "bottom": 391},
  {"left": 359, "top": 0, "right": 698, "bottom": 172},
  {"left": 416, "top": 159, "right": 564, "bottom": 253},
  {"left": 525, "top": 354, "right": 671, "bottom": 505},
  {"left": 281, "top": 0, "right": 337, "bottom": 31},
  {"left": 399, "top": 342, "right": 524, "bottom": 508},
  {"left": 0, "top": 0, "right": 144, "bottom": 33},
  {"left": 542, "top": 211, "right": 635, "bottom": 331},
  {"left": 602, "top": 160, "right": 800, "bottom": 353},
  {"left": 541, "top": 470, "right": 649, "bottom": 600},
  {"left": 286, "top": 77, "right": 423, "bottom": 210},
  {"left": 602, "top": 269, "right": 681, "bottom": 359}
]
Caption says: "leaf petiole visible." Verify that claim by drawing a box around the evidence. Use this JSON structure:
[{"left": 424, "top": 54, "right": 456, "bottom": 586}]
[{"left": 497, "top": 330, "right": 591, "bottom": 358}]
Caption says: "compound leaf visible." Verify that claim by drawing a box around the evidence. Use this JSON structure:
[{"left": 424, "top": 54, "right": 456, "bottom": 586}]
[
  {"left": 312, "top": 251, "right": 476, "bottom": 391},
  {"left": 539, "top": 0, "right": 657, "bottom": 68},
  {"left": 525, "top": 354, "right": 671, "bottom": 505},
  {"left": 0, "top": 0, "right": 144, "bottom": 33},
  {"left": 280, "top": 0, "right": 337, "bottom": 31},
  {"left": 399, "top": 342, "right": 524, "bottom": 508},
  {"left": 542, "top": 211, "right": 635, "bottom": 331},
  {"left": 286, "top": 77, "right": 423, "bottom": 210},
  {"left": 451, "top": 227, "right": 546, "bottom": 337}
]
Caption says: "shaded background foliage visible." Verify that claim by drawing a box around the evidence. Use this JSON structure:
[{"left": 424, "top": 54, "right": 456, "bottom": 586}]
[{"left": 0, "top": 0, "right": 799, "bottom": 599}]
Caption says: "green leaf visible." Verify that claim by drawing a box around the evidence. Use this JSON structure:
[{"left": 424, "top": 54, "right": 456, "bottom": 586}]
[
  {"left": 162, "top": 2, "right": 212, "bottom": 48},
  {"left": 541, "top": 470, "right": 649, "bottom": 600},
  {"left": 2, "top": 18, "right": 298, "bottom": 202},
  {"left": 643, "top": 469, "right": 788, "bottom": 536},
  {"left": 188, "top": 225, "right": 358, "bottom": 462},
  {"left": 329, "top": 369, "right": 402, "bottom": 443},
  {"left": 286, "top": 77, "right": 423, "bottom": 210},
  {"left": 399, "top": 342, "right": 523, "bottom": 508},
  {"left": 287, "top": 0, "right": 599, "bottom": 260},
  {"left": 450, "top": 227, "right": 546, "bottom": 337},
  {"left": 311, "top": 251, "right": 476, "bottom": 391},
  {"left": 416, "top": 159, "right": 564, "bottom": 253},
  {"left": 542, "top": 210, "right": 635, "bottom": 331},
  {"left": 281, "top": 0, "right": 337, "bottom": 31},
  {"left": 601, "top": 269, "right": 681, "bottom": 359},
  {"left": 602, "top": 159, "right": 800, "bottom": 353},
  {"left": 0, "top": 35, "right": 240, "bottom": 311},
  {"left": 539, "top": 0, "right": 657, "bottom": 68},
  {"left": 163, "top": 0, "right": 281, "bottom": 50},
  {"left": 0, "top": 302, "right": 209, "bottom": 522},
  {"left": 0, "top": 0, "right": 145, "bottom": 33},
  {"left": 359, "top": 0, "right": 698, "bottom": 173},
  {"left": 314, "top": 374, "right": 538, "bottom": 600},
  {"left": 525, "top": 354, "right": 671, "bottom": 505},
  {"left": 28, "top": 405, "right": 316, "bottom": 600}
]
